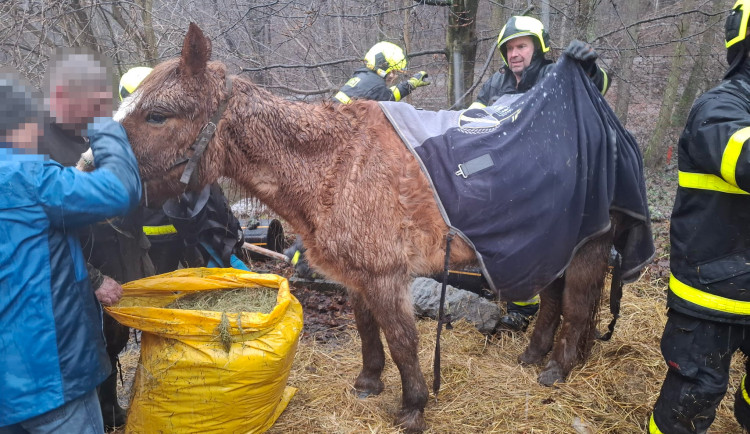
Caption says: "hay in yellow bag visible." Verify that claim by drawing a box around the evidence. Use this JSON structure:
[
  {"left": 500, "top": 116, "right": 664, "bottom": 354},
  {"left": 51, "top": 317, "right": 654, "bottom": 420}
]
[{"left": 106, "top": 268, "right": 303, "bottom": 434}]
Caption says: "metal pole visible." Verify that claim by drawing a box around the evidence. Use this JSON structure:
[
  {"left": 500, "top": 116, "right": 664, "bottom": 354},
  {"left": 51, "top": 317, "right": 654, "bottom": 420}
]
[{"left": 452, "top": 48, "right": 464, "bottom": 107}]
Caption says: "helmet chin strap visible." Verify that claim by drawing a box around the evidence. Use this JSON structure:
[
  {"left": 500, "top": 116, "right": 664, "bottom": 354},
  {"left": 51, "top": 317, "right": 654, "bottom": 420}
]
[{"left": 725, "top": 40, "right": 750, "bottom": 79}]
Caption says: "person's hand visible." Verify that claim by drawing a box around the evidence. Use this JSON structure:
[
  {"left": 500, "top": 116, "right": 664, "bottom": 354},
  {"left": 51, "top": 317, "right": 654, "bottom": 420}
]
[
  {"left": 75, "top": 148, "right": 95, "bottom": 171},
  {"left": 408, "top": 71, "right": 430, "bottom": 89},
  {"left": 283, "top": 238, "right": 318, "bottom": 280},
  {"left": 564, "top": 40, "right": 598, "bottom": 75},
  {"left": 95, "top": 276, "right": 123, "bottom": 306}
]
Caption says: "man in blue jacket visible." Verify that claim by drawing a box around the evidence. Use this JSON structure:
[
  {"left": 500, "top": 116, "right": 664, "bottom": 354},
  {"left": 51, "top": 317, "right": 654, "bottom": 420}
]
[
  {"left": 44, "top": 51, "right": 154, "bottom": 428},
  {"left": 0, "top": 72, "right": 142, "bottom": 433}
]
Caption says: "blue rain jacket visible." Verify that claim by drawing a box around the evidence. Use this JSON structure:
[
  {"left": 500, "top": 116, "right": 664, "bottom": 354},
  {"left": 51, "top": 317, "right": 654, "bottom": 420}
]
[{"left": 0, "top": 118, "right": 141, "bottom": 426}]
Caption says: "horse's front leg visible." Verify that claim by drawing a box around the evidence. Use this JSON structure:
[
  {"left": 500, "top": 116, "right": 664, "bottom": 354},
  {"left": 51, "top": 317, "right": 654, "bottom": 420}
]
[
  {"left": 349, "top": 289, "right": 385, "bottom": 398},
  {"left": 369, "top": 275, "right": 428, "bottom": 433},
  {"left": 518, "top": 277, "right": 564, "bottom": 366}
]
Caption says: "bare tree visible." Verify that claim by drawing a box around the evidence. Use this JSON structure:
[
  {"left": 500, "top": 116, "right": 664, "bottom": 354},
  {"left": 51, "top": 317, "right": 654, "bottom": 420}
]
[
  {"left": 0, "top": 0, "right": 728, "bottom": 153},
  {"left": 644, "top": 0, "right": 696, "bottom": 168}
]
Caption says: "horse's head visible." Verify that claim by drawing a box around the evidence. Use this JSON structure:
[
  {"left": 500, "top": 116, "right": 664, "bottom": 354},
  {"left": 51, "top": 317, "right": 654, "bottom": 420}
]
[{"left": 118, "top": 23, "right": 229, "bottom": 201}]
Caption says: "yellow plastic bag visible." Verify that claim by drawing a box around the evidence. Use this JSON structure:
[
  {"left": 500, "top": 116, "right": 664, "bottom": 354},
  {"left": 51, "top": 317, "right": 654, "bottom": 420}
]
[{"left": 106, "top": 268, "right": 303, "bottom": 434}]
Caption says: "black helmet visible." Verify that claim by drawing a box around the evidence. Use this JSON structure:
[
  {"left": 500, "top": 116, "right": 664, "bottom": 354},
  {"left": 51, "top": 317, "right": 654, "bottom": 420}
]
[
  {"left": 497, "top": 16, "right": 550, "bottom": 67},
  {"left": 726, "top": 0, "right": 750, "bottom": 78}
]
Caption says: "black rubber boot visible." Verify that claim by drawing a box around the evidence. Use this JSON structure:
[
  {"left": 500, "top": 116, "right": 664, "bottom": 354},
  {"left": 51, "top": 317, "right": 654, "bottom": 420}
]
[
  {"left": 498, "top": 311, "right": 532, "bottom": 332},
  {"left": 99, "top": 368, "right": 127, "bottom": 429},
  {"left": 283, "top": 236, "right": 318, "bottom": 279}
]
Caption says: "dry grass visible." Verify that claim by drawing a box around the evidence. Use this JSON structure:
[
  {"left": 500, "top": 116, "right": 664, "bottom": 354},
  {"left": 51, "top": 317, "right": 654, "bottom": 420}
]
[
  {"left": 167, "top": 287, "right": 278, "bottom": 314},
  {"left": 267, "top": 276, "right": 746, "bottom": 434},
  {"left": 114, "top": 275, "right": 746, "bottom": 433},
  {"left": 165, "top": 287, "right": 278, "bottom": 351}
]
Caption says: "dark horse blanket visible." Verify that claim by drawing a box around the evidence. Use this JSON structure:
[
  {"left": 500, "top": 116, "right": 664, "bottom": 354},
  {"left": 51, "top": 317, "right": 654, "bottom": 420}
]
[{"left": 380, "top": 55, "right": 655, "bottom": 302}]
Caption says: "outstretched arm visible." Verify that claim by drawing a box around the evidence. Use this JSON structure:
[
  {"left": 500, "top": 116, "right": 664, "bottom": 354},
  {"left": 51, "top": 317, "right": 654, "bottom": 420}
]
[{"left": 389, "top": 71, "right": 431, "bottom": 102}]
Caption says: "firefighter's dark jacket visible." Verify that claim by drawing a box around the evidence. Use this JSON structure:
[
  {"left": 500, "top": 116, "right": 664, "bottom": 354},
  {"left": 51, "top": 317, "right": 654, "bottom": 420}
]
[
  {"left": 669, "top": 60, "right": 750, "bottom": 324},
  {"left": 333, "top": 67, "right": 413, "bottom": 103},
  {"left": 142, "top": 183, "right": 243, "bottom": 268},
  {"left": 474, "top": 55, "right": 609, "bottom": 107}
]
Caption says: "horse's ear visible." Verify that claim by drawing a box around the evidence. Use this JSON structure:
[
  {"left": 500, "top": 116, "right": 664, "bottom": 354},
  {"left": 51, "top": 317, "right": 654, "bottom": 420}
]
[{"left": 179, "top": 22, "right": 211, "bottom": 78}]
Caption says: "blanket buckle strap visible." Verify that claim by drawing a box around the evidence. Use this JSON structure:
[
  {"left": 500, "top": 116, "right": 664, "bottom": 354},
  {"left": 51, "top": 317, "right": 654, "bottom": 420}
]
[{"left": 455, "top": 153, "right": 495, "bottom": 179}]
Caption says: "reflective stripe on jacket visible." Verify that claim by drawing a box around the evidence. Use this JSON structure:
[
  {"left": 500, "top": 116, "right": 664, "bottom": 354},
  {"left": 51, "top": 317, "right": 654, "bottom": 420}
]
[
  {"left": 669, "top": 63, "right": 750, "bottom": 324},
  {"left": 0, "top": 118, "right": 141, "bottom": 426},
  {"left": 333, "top": 67, "right": 412, "bottom": 103}
]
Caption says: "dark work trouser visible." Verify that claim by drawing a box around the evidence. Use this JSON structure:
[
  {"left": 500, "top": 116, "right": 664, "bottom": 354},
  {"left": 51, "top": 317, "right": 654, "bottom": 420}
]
[
  {"left": 650, "top": 309, "right": 750, "bottom": 434},
  {"left": 148, "top": 238, "right": 185, "bottom": 274},
  {"left": 506, "top": 295, "right": 540, "bottom": 317}
]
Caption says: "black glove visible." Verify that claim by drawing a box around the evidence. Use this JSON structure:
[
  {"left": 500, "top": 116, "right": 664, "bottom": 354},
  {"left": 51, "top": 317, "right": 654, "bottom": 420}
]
[
  {"left": 564, "top": 40, "right": 598, "bottom": 75},
  {"left": 283, "top": 236, "right": 318, "bottom": 279}
]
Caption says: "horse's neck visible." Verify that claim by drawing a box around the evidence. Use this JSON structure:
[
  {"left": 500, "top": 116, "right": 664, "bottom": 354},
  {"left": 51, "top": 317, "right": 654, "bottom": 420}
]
[{"left": 223, "top": 82, "right": 358, "bottom": 233}]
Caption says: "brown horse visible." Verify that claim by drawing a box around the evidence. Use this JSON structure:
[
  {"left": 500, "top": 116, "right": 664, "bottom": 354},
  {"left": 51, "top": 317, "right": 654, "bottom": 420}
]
[{"left": 119, "top": 23, "right": 622, "bottom": 432}]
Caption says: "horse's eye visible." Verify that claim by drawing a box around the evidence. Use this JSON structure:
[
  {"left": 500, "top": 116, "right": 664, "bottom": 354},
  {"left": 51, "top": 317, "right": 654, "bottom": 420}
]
[{"left": 146, "top": 113, "right": 167, "bottom": 124}]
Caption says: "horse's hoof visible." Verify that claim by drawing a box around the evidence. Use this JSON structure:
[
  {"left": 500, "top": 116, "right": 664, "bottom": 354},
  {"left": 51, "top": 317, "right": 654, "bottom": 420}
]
[
  {"left": 395, "top": 408, "right": 426, "bottom": 433},
  {"left": 538, "top": 361, "right": 566, "bottom": 386},
  {"left": 354, "top": 389, "right": 374, "bottom": 399},
  {"left": 353, "top": 377, "right": 384, "bottom": 398},
  {"left": 518, "top": 348, "right": 544, "bottom": 366}
]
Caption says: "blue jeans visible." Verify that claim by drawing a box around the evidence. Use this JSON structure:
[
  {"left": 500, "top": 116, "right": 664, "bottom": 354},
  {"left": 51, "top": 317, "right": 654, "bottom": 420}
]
[{"left": 0, "top": 389, "right": 104, "bottom": 434}]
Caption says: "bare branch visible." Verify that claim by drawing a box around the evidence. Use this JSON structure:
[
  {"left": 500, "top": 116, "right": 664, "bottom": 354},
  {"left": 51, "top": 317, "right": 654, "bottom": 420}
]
[
  {"left": 240, "top": 49, "right": 448, "bottom": 73},
  {"left": 592, "top": 8, "right": 727, "bottom": 43},
  {"left": 412, "top": 0, "right": 453, "bottom": 6},
  {"left": 258, "top": 84, "right": 336, "bottom": 96}
]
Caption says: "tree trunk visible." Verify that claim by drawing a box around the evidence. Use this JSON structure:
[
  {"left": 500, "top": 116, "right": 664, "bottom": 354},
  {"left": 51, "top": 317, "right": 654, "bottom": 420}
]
[
  {"left": 403, "top": 0, "right": 412, "bottom": 54},
  {"left": 68, "top": 0, "right": 99, "bottom": 51},
  {"left": 446, "top": 0, "right": 479, "bottom": 108},
  {"left": 614, "top": 0, "right": 643, "bottom": 125},
  {"left": 671, "top": 3, "right": 721, "bottom": 128},
  {"left": 489, "top": 0, "right": 506, "bottom": 74},
  {"left": 644, "top": 1, "right": 694, "bottom": 168},
  {"left": 573, "top": 0, "right": 597, "bottom": 41},
  {"left": 138, "top": 0, "right": 158, "bottom": 65}
]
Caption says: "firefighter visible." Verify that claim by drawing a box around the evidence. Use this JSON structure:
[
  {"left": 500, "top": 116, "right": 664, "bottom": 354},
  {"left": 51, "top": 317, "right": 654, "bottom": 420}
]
[
  {"left": 469, "top": 15, "right": 609, "bottom": 110},
  {"left": 649, "top": 2, "right": 750, "bottom": 432},
  {"left": 333, "top": 41, "right": 430, "bottom": 104},
  {"left": 118, "top": 67, "right": 250, "bottom": 274},
  {"left": 467, "top": 16, "right": 611, "bottom": 331},
  {"left": 285, "top": 43, "right": 431, "bottom": 278}
]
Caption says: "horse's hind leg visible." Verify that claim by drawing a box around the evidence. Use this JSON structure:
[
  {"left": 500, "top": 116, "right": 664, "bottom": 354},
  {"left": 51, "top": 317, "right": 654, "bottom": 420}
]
[
  {"left": 369, "top": 275, "right": 428, "bottom": 433},
  {"left": 518, "top": 278, "right": 564, "bottom": 366},
  {"left": 350, "top": 290, "right": 386, "bottom": 398},
  {"left": 538, "top": 235, "right": 610, "bottom": 386}
]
